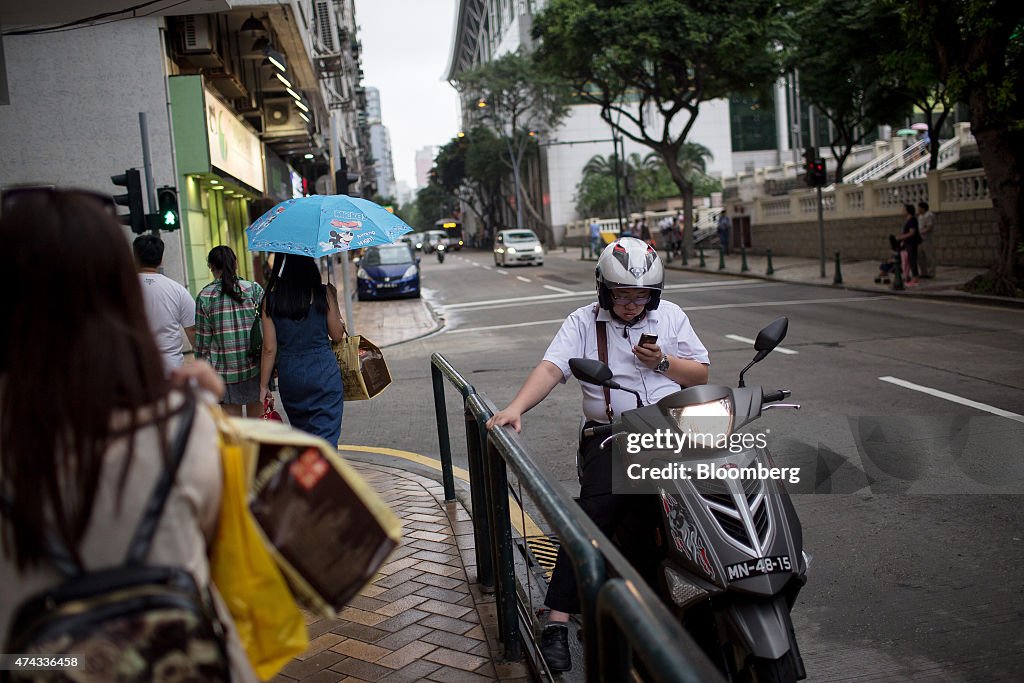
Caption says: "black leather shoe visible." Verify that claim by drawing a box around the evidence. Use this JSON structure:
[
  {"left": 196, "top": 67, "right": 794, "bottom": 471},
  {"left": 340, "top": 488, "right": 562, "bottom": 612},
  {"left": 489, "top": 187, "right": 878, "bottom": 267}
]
[{"left": 540, "top": 624, "right": 571, "bottom": 672}]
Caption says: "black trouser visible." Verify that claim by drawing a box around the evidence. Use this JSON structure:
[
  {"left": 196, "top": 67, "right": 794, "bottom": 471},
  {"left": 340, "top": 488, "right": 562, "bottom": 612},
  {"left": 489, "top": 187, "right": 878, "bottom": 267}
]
[
  {"left": 545, "top": 422, "right": 637, "bottom": 614},
  {"left": 905, "top": 242, "right": 919, "bottom": 278}
]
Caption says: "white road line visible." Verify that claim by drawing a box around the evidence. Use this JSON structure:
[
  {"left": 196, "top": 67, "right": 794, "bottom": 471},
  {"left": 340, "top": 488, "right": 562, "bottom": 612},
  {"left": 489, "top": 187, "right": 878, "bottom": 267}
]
[
  {"left": 447, "top": 296, "right": 891, "bottom": 335},
  {"left": 470, "top": 261, "right": 481, "bottom": 267},
  {"left": 543, "top": 284, "right": 574, "bottom": 294},
  {"left": 444, "top": 280, "right": 769, "bottom": 311},
  {"left": 447, "top": 319, "right": 565, "bottom": 334},
  {"left": 496, "top": 269, "right": 509, "bottom": 275},
  {"left": 482, "top": 266, "right": 492, "bottom": 271},
  {"left": 878, "top": 376, "right": 1024, "bottom": 423},
  {"left": 516, "top": 276, "right": 532, "bottom": 283},
  {"left": 725, "top": 334, "right": 798, "bottom": 354}
]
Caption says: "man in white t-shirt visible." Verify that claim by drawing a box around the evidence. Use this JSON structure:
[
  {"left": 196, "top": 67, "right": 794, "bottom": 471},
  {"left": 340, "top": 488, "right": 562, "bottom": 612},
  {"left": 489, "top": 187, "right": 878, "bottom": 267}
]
[
  {"left": 487, "top": 237, "right": 709, "bottom": 672},
  {"left": 133, "top": 235, "right": 196, "bottom": 371}
]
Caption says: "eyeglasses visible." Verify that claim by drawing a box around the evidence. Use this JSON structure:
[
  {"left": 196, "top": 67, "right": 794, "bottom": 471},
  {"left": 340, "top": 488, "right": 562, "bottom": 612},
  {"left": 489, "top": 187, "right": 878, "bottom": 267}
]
[
  {"left": 612, "top": 293, "right": 652, "bottom": 306},
  {"left": 1, "top": 186, "right": 116, "bottom": 216}
]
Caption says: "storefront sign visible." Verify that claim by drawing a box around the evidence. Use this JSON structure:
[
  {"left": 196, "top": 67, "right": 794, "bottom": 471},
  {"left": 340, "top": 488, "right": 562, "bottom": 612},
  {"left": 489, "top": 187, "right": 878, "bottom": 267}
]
[{"left": 206, "top": 88, "right": 265, "bottom": 192}]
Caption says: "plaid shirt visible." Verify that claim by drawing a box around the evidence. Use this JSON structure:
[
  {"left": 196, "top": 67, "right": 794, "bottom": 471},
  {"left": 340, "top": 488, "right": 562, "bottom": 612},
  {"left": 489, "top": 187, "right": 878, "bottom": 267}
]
[{"left": 195, "top": 279, "right": 264, "bottom": 384}]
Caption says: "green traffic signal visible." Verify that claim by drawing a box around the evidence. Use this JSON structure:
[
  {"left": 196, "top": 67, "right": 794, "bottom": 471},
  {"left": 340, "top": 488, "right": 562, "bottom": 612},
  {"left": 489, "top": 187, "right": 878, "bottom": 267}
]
[{"left": 156, "top": 186, "right": 180, "bottom": 231}]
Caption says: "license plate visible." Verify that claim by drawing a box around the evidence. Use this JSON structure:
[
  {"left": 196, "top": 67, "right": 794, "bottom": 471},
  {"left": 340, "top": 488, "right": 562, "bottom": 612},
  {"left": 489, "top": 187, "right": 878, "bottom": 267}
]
[{"left": 725, "top": 555, "right": 792, "bottom": 580}]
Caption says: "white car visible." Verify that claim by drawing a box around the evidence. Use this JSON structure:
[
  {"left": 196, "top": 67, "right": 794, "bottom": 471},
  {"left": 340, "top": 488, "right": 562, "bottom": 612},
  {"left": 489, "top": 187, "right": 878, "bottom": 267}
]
[{"left": 494, "top": 229, "right": 544, "bottom": 267}]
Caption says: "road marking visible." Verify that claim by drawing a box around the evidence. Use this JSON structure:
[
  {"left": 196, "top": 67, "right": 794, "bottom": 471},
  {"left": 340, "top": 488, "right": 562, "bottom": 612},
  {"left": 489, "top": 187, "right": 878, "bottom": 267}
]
[
  {"left": 725, "top": 334, "right": 798, "bottom": 354},
  {"left": 447, "top": 295, "right": 891, "bottom": 334},
  {"left": 544, "top": 284, "right": 574, "bottom": 294},
  {"left": 470, "top": 261, "right": 481, "bottom": 267},
  {"left": 338, "top": 445, "right": 545, "bottom": 536},
  {"left": 444, "top": 279, "right": 767, "bottom": 311},
  {"left": 878, "top": 376, "right": 1024, "bottom": 423},
  {"left": 482, "top": 266, "right": 492, "bottom": 271},
  {"left": 496, "top": 269, "right": 509, "bottom": 275},
  {"left": 447, "top": 319, "right": 565, "bottom": 334},
  {"left": 516, "top": 276, "right": 532, "bottom": 283}
]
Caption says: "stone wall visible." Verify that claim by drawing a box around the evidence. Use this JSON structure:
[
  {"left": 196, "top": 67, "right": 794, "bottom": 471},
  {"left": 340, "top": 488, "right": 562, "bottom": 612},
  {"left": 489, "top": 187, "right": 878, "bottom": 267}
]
[{"left": 749, "top": 207, "right": 999, "bottom": 266}]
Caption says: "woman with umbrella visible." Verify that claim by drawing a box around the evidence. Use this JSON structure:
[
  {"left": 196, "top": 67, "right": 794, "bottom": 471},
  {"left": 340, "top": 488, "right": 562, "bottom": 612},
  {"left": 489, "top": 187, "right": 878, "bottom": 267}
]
[{"left": 258, "top": 254, "right": 346, "bottom": 444}]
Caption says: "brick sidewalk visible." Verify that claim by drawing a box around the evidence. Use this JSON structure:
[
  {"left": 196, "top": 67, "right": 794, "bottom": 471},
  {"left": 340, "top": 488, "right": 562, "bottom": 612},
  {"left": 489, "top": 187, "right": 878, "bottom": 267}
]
[{"left": 272, "top": 459, "right": 529, "bottom": 683}]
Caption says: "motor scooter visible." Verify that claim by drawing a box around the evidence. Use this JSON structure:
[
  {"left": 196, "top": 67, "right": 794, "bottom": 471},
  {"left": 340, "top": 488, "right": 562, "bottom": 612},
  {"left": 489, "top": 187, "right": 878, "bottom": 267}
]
[
  {"left": 436, "top": 242, "right": 446, "bottom": 263},
  {"left": 569, "top": 317, "right": 808, "bottom": 682}
]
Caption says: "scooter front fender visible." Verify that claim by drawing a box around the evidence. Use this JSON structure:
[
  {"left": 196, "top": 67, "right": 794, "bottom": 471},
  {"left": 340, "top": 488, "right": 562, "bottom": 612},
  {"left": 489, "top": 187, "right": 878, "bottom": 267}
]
[{"left": 718, "top": 595, "right": 796, "bottom": 661}]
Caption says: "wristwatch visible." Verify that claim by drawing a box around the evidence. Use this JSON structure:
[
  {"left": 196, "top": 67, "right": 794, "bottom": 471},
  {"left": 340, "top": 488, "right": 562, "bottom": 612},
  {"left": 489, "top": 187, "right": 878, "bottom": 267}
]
[{"left": 654, "top": 354, "right": 671, "bottom": 374}]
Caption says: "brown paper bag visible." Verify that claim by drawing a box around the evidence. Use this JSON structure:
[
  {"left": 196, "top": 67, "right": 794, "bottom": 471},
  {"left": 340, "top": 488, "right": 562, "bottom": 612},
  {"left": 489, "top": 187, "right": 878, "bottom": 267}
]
[
  {"left": 223, "top": 416, "right": 402, "bottom": 618},
  {"left": 334, "top": 335, "right": 392, "bottom": 401}
]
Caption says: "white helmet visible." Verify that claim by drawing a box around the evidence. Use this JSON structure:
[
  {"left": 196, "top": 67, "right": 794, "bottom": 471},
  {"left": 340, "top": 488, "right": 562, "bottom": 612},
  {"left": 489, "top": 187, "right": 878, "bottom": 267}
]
[{"left": 596, "top": 236, "right": 664, "bottom": 310}]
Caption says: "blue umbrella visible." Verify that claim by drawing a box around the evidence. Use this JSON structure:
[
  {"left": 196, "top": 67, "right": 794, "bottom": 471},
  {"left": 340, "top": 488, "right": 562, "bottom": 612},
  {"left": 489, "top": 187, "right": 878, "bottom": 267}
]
[{"left": 245, "top": 195, "right": 412, "bottom": 257}]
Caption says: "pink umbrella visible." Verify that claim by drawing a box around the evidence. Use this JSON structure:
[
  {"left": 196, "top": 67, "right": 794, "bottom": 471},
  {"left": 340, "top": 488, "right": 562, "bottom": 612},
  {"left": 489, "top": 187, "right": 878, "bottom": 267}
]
[{"left": 910, "top": 122, "right": 929, "bottom": 131}]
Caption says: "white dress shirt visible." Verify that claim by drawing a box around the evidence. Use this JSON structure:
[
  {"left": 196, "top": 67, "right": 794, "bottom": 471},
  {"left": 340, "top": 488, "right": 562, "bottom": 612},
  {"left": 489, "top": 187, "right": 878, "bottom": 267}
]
[{"left": 542, "top": 301, "right": 710, "bottom": 423}]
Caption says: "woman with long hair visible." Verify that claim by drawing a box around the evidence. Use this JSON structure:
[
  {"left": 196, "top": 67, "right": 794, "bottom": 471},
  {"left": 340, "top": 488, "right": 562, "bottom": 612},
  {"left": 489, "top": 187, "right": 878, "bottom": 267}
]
[
  {"left": 895, "top": 203, "right": 922, "bottom": 287},
  {"left": 195, "top": 245, "right": 264, "bottom": 416},
  {"left": 259, "top": 253, "right": 345, "bottom": 445},
  {"left": 0, "top": 189, "right": 256, "bottom": 681}
]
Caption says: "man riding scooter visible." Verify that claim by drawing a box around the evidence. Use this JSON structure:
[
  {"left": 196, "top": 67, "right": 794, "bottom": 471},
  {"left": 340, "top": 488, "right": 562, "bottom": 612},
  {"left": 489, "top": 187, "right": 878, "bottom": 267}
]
[{"left": 486, "top": 237, "right": 710, "bottom": 672}]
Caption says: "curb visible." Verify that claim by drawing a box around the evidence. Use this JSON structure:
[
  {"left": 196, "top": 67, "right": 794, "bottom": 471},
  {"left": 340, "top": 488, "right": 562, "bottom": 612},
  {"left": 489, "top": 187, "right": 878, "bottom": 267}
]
[{"left": 377, "top": 297, "right": 448, "bottom": 349}]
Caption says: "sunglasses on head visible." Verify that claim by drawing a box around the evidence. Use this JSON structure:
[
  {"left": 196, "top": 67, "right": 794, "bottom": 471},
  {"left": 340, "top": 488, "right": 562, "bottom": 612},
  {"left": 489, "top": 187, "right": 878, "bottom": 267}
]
[
  {"left": 1, "top": 186, "right": 117, "bottom": 216},
  {"left": 612, "top": 293, "right": 652, "bottom": 306}
]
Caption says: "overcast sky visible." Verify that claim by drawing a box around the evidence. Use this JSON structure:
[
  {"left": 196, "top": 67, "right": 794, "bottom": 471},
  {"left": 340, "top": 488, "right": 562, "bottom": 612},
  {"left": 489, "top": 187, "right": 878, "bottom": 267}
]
[{"left": 354, "top": 0, "right": 462, "bottom": 190}]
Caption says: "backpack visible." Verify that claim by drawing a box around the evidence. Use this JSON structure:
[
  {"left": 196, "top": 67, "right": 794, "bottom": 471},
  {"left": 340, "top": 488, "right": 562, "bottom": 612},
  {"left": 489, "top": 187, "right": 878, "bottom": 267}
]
[{"left": 1, "top": 393, "right": 232, "bottom": 682}]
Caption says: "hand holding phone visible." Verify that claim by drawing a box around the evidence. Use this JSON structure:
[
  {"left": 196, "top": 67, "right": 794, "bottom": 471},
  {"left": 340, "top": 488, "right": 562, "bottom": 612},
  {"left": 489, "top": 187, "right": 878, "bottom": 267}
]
[{"left": 638, "top": 333, "right": 658, "bottom": 347}]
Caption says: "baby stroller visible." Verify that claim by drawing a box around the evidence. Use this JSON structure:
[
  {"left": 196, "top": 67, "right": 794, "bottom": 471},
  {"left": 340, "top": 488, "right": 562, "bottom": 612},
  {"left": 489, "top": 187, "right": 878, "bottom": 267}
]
[{"left": 874, "top": 235, "right": 904, "bottom": 289}]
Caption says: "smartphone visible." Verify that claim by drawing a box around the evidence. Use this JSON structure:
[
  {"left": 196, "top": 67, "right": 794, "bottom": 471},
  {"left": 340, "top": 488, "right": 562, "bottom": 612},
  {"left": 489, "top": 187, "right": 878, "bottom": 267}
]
[{"left": 638, "top": 333, "right": 658, "bottom": 347}]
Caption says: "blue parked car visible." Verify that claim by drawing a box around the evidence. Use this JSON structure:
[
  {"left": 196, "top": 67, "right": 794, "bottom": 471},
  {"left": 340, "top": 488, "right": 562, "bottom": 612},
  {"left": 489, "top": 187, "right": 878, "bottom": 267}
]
[{"left": 356, "top": 243, "right": 421, "bottom": 300}]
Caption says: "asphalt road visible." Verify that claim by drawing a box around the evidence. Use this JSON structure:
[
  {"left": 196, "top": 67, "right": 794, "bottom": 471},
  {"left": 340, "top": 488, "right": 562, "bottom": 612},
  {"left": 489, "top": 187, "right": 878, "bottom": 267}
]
[{"left": 342, "top": 248, "right": 1024, "bottom": 682}]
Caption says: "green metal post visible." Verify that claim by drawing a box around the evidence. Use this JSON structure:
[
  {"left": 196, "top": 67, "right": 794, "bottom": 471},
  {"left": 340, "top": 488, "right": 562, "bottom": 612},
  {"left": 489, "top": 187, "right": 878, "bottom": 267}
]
[
  {"left": 483, "top": 436, "right": 522, "bottom": 661},
  {"left": 464, "top": 408, "right": 494, "bottom": 589},
  {"left": 892, "top": 257, "right": 905, "bottom": 290},
  {"left": 430, "top": 364, "right": 457, "bottom": 501},
  {"left": 833, "top": 252, "right": 843, "bottom": 284},
  {"left": 699, "top": 247, "right": 706, "bottom": 268},
  {"left": 740, "top": 244, "right": 749, "bottom": 272},
  {"left": 718, "top": 247, "right": 726, "bottom": 270},
  {"left": 766, "top": 249, "right": 775, "bottom": 275},
  {"left": 681, "top": 246, "right": 688, "bottom": 266}
]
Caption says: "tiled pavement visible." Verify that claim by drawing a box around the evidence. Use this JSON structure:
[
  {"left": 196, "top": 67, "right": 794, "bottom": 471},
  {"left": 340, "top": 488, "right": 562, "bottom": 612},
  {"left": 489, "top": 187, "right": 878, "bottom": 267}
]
[{"left": 272, "top": 458, "right": 531, "bottom": 683}]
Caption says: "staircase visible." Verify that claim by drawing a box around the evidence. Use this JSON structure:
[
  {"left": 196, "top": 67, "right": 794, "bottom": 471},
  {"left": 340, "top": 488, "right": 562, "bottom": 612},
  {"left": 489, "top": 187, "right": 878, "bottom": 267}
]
[{"left": 888, "top": 137, "right": 961, "bottom": 181}]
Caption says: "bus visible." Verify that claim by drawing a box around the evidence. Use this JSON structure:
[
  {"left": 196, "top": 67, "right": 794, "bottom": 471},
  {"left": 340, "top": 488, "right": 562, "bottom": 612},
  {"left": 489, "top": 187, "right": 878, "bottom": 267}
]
[{"left": 435, "top": 218, "right": 464, "bottom": 250}]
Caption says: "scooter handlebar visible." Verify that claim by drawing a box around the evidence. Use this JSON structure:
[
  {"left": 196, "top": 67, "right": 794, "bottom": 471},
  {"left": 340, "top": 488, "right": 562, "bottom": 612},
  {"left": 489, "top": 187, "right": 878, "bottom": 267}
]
[
  {"left": 583, "top": 423, "right": 616, "bottom": 439},
  {"left": 762, "top": 389, "right": 791, "bottom": 404}
]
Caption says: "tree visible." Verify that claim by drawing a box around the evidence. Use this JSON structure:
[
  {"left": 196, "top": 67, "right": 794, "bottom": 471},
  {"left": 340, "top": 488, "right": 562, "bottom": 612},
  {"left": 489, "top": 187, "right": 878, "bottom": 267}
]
[
  {"left": 789, "top": 0, "right": 913, "bottom": 181},
  {"left": 453, "top": 52, "right": 572, "bottom": 236},
  {"left": 533, "top": 0, "right": 786, "bottom": 253},
  {"left": 433, "top": 127, "right": 507, "bottom": 242},
  {"left": 911, "top": 0, "right": 1024, "bottom": 295}
]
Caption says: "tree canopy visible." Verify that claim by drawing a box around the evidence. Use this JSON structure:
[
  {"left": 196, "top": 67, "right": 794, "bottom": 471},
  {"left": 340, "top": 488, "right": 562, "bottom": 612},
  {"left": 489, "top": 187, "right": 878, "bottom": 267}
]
[{"left": 533, "top": 0, "right": 786, "bottom": 250}]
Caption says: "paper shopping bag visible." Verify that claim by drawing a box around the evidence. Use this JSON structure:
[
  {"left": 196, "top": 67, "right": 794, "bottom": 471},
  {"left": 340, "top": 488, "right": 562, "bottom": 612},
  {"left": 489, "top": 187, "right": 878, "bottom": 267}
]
[
  {"left": 211, "top": 413, "right": 308, "bottom": 679},
  {"left": 223, "top": 416, "right": 402, "bottom": 618},
  {"left": 334, "top": 335, "right": 392, "bottom": 401}
]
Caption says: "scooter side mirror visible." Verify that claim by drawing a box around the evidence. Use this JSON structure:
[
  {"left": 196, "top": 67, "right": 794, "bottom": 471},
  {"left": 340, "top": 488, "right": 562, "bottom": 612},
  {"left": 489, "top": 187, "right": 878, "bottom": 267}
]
[
  {"left": 569, "top": 358, "right": 615, "bottom": 387},
  {"left": 739, "top": 317, "right": 789, "bottom": 387},
  {"left": 754, "top": 317, "right": 789, "bottom": 353}
]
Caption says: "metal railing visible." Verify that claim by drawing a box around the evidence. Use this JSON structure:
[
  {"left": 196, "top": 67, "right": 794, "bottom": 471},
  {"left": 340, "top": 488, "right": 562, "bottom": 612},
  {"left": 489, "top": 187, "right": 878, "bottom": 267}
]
[{"left": 431, "top": 353, "right": 724, "bottom": 682}]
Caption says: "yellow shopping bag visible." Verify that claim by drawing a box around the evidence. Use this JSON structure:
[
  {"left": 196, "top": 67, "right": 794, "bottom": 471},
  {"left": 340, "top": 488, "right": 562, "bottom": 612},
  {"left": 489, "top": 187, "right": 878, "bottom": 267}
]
[{"left": 211, "top": 420, "right": 308, "bottom": 680}]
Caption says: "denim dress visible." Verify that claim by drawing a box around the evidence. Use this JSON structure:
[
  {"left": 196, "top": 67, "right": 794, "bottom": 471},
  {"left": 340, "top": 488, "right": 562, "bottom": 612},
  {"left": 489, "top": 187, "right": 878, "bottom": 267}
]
[{"left": 272, "top": 307, "right": 344, "bottom": 446}]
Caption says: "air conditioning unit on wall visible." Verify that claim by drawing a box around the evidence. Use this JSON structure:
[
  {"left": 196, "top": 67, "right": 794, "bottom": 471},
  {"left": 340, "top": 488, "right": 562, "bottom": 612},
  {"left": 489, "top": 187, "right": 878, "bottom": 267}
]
[
  {"left": 314, "top": 0, "right": 341, "bottom": 55},
  {"left": 181, "top": 15, "right": 213, "bottom": 53},
  {"left": 263, "top": 98, "right": 308, "bottom": 138}
]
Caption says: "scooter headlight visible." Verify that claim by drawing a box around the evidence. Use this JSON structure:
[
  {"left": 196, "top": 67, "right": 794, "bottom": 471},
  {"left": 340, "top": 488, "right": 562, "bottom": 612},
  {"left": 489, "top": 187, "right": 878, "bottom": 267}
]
[{"left": 667, "top": 398, "right": 734, "bottom": 441}]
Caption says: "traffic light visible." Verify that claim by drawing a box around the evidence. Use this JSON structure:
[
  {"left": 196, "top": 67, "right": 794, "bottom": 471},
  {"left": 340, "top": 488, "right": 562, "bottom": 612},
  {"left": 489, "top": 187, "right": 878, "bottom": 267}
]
[
  {"left": 803, "top": 147, "right": 817, "bottom": 188},
  {"left": 155, "top": 186, "right": 180, "bottom": 230},
  {"left": 810, "top": 158, "right": 827, "bottom": 187},
  {"left": 111, "top": 168, "right": 145, "bottom": 234}
]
